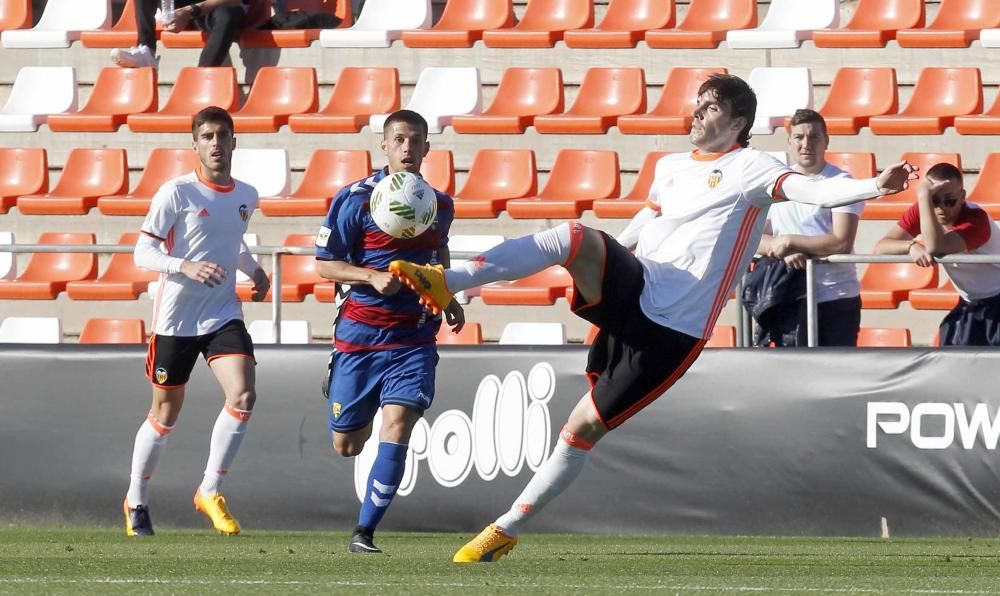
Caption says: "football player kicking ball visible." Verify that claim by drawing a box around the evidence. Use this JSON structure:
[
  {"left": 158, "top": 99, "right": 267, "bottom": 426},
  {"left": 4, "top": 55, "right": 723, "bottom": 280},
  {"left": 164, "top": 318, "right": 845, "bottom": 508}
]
[
  {"left": 390, "top": 74, "right": 917, "bottom": 563},
  {"left": 123, "top": 106, "right": 270, "bottom": 537},
  {"left": 315, "top": 109, "right": 463, "bottom": 554}
]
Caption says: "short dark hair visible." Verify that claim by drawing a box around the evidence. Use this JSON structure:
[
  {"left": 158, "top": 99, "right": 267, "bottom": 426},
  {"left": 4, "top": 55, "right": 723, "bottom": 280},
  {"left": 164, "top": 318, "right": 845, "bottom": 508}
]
[
  {"left": 192, "top": 106, "right": 234, "bottom": 139},
  {"left": 788, "top": 108, "right": 828, "bottom": 136},
  {"left": 697, "top": 74, "right": 757, "bottom": 147},
  {"left": 926, "top": 162, "right": 963, "bottom": 186},
  {"left": 382, "top": 109, "right": 428, "bottom": 140}
]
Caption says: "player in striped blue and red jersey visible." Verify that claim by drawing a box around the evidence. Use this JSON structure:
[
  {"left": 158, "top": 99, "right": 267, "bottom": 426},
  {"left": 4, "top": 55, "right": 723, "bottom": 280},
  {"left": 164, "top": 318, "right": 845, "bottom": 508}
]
[{"left": 315, "top": 109, "right": 463, "bottom": 554}]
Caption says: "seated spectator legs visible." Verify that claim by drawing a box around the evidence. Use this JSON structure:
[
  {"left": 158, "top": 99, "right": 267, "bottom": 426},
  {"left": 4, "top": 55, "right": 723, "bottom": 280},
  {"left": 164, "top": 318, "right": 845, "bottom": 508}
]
[
  {"left": 111, "top": 0, "right": 161, "bottom": 68},
  {"left": 197, "top": 2, "right": 246, "bottom": 67}
]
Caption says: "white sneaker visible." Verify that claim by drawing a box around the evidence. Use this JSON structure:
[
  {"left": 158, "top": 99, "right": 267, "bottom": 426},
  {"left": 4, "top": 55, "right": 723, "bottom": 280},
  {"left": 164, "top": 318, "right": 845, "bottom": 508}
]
[{"left": 110, "top": 45, "right": 159, "bottom": 69}]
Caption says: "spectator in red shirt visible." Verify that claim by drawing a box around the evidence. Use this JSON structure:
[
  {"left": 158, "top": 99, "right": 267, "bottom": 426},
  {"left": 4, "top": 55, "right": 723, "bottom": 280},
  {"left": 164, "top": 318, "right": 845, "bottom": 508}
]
[
  {"left": 111, "top": 0, "right": 270, "bottom": 69},
  {"left": 875, "top": 162, "right": 1000, "bottom": 346}
]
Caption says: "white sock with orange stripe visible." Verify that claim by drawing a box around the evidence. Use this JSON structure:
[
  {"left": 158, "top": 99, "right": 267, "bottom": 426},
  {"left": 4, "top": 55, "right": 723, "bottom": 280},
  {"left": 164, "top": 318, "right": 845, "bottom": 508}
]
[
  {"left": 126, "top": 412, "right": 174, "bottom": 507},
  {"left": 494, "top": 426, "right": 593, "bottom": 536},
  {"left": 446, "top": 222, "right": 581, "bottom": 293},
  {"left": 198, "top": 403, "right": 252, "bottom": 497}
]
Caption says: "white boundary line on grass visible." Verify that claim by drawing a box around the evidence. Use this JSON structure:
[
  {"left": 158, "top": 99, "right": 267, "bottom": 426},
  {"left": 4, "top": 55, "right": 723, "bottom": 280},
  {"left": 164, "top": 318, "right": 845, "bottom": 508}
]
[{"left": 0, "top": 578, "right": 995, "bottom": 593}]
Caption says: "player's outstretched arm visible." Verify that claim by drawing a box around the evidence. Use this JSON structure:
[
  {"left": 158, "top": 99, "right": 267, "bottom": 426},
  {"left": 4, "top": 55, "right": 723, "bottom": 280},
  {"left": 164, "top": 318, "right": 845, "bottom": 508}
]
[
  {"left": 316, "top": 259, "right": 401, "bottom": 296},
  {"left": 780, "top": 160, "right": 919, "bottom": 209}
]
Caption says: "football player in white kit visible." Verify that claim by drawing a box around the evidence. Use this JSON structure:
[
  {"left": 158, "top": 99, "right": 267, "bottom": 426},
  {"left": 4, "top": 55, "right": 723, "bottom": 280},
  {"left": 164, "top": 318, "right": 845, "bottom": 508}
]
[
  {"left": 123, "top": 106, "right": 270, "bottom": 537},
  {"left": 391, "top": 74, "right": 918, "bottom": 563}
]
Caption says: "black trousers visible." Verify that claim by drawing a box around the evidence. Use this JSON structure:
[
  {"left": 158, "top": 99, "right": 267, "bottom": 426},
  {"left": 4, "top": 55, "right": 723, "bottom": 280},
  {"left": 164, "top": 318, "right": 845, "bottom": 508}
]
[
  {"left": 758, "top": 295, "right": 862, "bottom": 347},
  {"left": 136, "top": 0, "right": 247, "bottom": 67}
]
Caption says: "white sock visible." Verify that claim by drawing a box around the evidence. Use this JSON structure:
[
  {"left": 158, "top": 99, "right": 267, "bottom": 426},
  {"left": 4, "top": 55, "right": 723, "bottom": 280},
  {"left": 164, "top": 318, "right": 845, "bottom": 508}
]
[
  {"left": 199, "top": 404, "right": 251, "bottom": 497},
  {"left": 126, "top": 413, "right": 174, "bottom": 507},
  {"left": 495, "top": 427, "right": 593, "bottom": 536},
  {"left": 445, "top": 222, "right": 580, "bottom": 293}
]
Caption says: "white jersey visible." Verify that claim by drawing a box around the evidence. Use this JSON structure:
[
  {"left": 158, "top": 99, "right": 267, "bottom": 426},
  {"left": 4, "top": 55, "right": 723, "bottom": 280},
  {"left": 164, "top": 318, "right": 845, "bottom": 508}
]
[
  {"left": 638, "top": 147, "right": 793, "bottom": 339},
  {"left": 141, "top": 171, "right": 258, "bottom": 336},
  {"left": 767, "top": 162, "right": 864, "bottom": 303}
]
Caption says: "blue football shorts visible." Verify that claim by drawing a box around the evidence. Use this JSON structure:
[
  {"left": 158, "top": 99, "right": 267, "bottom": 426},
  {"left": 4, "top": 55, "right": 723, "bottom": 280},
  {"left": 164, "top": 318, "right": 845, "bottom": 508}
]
[{"left": 327, "top": 343, "right": 439, "bottom": 434}]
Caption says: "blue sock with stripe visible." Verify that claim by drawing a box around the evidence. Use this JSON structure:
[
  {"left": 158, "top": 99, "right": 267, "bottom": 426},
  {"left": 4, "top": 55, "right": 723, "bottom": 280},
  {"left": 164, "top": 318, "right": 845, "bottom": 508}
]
[{"left": 357, "top": 441, "right": 408, "bottom": 533}]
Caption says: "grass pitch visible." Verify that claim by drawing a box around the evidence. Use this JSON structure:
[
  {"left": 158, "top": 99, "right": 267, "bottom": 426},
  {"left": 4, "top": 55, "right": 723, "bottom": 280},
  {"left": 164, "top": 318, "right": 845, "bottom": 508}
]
[{"left": 1, "top": 528, "right": 999, "bottom": 594}]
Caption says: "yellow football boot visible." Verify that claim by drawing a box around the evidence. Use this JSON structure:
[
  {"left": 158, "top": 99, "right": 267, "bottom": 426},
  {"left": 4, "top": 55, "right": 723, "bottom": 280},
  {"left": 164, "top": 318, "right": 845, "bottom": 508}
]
[
  {"left": 388, "top": 260, "right": 453, "bottom": 315},
  {"left": 193, "top": 489, "right": 241, "bottom": 535},
  {"left": 453, "top": 524, "right": 517, "bottom": 563}
]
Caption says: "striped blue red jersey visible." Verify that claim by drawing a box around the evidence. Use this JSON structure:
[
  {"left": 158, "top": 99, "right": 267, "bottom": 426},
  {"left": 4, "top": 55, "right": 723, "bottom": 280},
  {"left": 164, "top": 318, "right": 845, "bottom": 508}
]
[{"left": 316, "top": 168, "right": 455, "bottom": 352}]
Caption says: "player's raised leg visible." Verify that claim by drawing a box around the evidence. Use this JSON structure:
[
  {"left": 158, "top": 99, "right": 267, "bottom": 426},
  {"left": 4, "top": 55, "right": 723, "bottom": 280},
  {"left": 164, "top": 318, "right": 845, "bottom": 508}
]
[
  {"left": 123, "top": 385, "right": 184, "bottom": 537},
  {"left": 391, "top": 222, "right": 604, "bottom": 314},
  {"left": 194, "top": 353, "right": 256, "bottom": 535}
]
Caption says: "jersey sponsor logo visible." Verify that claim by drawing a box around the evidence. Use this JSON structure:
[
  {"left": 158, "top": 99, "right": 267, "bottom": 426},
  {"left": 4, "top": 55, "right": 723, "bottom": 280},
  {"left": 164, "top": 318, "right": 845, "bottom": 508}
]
[
  {"left": 316, "top": 226, "right": 332, "bottom": 247},
  {"left": 708, "top": 169, "right": 723, "bottom": 189},
  {"left": 239, "top": 204, "right": 249, "bottom": 222},
  {"left": 198, "top": 208, "right": 211, "bottom": 218},
  {"left": 154, "top": 367, "right": 168, "bottom": 385},
  {"left": 332, "top": 401, "right": 342, "bottom": 418},
  {"left": 867, "top": 401, "right": 1000, "bottom": 450}
]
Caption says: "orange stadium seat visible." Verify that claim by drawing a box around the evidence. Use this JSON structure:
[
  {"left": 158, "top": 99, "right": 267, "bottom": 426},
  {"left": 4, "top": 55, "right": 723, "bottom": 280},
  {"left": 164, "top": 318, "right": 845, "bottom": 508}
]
[
  {"left": 480, "top": 265, "right": 572, "bottom": 305},
  {"left": 0, "top": 147, "right": 47, "bottom": 214},
  {"left": 619, "top": 67, "right": 727, "bottom": 135},
  {"left": 260, "top": 149, "right": 372, "bottom": 217},
  {"left": 66, "top": 233, "right": 158, "bottom": 300},
  {"left": 909, "top": 280, "right": 960, "bottom": 310},
  {"left": 812, "top": 0, "right": 924, "bottom": 48},
  {"left": 706, "top": 325, "right": 737, "bottom": 348},
  {"left": 534, "top": 68, "right": 645, "bottom": 134},
  {"left": 645, "top": 0, "right": 756, "bottom": 48},
  {"left": 452, "top": 149, "right": 536, "bottom": 218},
  {"left": 47, "top": 67, "right": 157, "bottom": 132},
  {"left": 564, "top": 0, "right": 674, "bottom": 48},
  {"left": 805, "top": 67, "right": 898, "bottom": 135},
  {"left": 506, "top": 150, "right": 619, "bottom": 219},
  {"left": 231, "top": 67, "right": 318, "bottom": 133},
  {"left": 451, "top": 67, "right": 563, "bottom": 134},
  {"left": 860, "top": 262, "right": 938, "bottom": 309},
  {"left": 0, "top": 0, "right": 30, "bottom": 31},
  {"left": 863, "top": 152, "right": 961, "bottom": 220},
  {"left": 0, "top": 232, "right": 97, "bottom": 299},
  {"left": 861, "top": 152, "right": 959, "bottom": 216},
  {"left": 868, "top": 68, "right": 981, "bottom": 135},
  {"left": 80, "top": 0, "right": 148, "bottom": 47},
  {"left": 895, "top": 0, "right": 1000, "bottom": 48},
  {"left": 402, "top": 0, "right": 514, "bottom": 47},
  {"left": 241, "top": 0, "right": 352, "bottom": 47},
  {"left": 421, "top": 150, "right": 455, "bottom": 195},
  {"left": 237, "top": 234, "right": 323, "bottom": 302},
  {"left": 482, "top": 0, "right": 592, "bottom": 48},
  {"left": 288, "top": 67, "right": 400, "bottom": 134},
  {"left": 857, "top": 327, "right": 912, "bottom": 347},
  {"left": 79, "top": 318, "right": 147, "bottom": 344},
  {"left": 313, "top": 281, "right": 340, "bottom": 303},
  {"left": 824, "top": 152, "right": 876, "bottom": 179},
  {"left": 593, "top": 151, "right": 669, "bottom": 218},
  {"left": 17, "top": 149, "right": 128, "bottom": 215},
  {"left": 127, "top": 67, "right": 239, "bottom": 133},
  {"left": 98, "top": 148, "right": 199, "bottom": 216},
  {"left": 967, "top": 153, "right": 1000, "bottom": 217},
  {"left": 955, "top": 94, "right": 1000, "bottom": 135},
  {"left": 437, "top": 321, "right": 483, "bottom": 344}
]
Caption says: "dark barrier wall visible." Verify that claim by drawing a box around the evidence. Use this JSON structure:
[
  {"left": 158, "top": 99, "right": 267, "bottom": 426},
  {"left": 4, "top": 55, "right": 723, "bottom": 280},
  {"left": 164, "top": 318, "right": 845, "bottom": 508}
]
[{"left": 2, "top": 345, "right": 1000, "bottom": 536}]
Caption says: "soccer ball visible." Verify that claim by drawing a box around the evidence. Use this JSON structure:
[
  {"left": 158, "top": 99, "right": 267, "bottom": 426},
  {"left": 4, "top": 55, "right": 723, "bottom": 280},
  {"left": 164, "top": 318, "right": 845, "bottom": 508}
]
[{"left": 370, "top": 171, "right": 437, "bottom": 239}]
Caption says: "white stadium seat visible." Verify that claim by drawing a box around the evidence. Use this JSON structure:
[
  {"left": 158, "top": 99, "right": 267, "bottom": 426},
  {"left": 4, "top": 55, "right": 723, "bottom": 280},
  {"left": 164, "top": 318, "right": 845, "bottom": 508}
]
[
  {"left": 369, "top": 67, "right": 481, "bottom": 134},
  {"left": 981, "top": 29, "right": 1000, "bottom": 48},
  {"left": 247, "top": 319, "right": 312, "bottom": 344},
  {"left": 498, "top": 322, "right": 566, "bottom": 345},
  {"left": 0, "top": 232, "right": 14, "bottom": 281},
  {"left": 767, "top": 151, "right": 789, "bottom": 165},
  {"left": 1, "top": 0, "right": 112, "bottom": 48},
  {"left": 0, "top": 316, "right": 62, "bottom": 343},
  {"left": 0, "top": 67, "right": 78, "bottom": 132},
  {"left": 726, "top": 0, "right": 838, "bottom": 49},
  {"left": 319, "top": 0, "right": 431, "bottom": 48},
  {"left": 232, "top": 148, "right": 291, "bottom": 197},
  {"left": 747, "top": 67, "right": 813, "bottom": 135}
]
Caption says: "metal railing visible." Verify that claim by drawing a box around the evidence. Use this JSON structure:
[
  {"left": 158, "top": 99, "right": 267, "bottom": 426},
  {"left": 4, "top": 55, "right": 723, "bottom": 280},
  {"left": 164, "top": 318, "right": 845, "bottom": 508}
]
[{"left": 0, "top": 244, "right": 483, "bottom": 344}]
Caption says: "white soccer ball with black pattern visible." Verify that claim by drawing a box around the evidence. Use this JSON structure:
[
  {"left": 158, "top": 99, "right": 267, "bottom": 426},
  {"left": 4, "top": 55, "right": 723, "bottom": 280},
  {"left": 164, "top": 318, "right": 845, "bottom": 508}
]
[{"left": 370, "top": 171, "right": 437, "bottom": 239}]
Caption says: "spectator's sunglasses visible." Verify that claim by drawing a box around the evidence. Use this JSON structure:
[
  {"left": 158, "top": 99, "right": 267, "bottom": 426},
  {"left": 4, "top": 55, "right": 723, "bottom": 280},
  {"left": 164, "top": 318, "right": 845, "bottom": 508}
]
[{"left": 932, "top": 197, "right": 959, "bottom": 208}]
